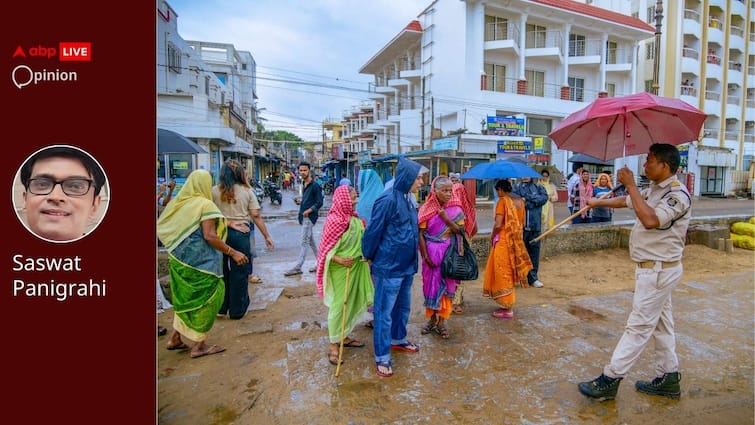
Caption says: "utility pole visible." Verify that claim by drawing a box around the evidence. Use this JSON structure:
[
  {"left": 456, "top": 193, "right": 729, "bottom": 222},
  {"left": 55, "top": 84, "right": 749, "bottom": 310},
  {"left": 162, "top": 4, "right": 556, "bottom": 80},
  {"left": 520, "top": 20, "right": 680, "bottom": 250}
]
[
  {"left": 652, "top": 0, "right": 663, "bottom": 95},
  {"left": 430, "top": 96, "right": 435, "bottom": 142},
  {"left": 420, "top": 76, "right": 425, "bottom": 150}
]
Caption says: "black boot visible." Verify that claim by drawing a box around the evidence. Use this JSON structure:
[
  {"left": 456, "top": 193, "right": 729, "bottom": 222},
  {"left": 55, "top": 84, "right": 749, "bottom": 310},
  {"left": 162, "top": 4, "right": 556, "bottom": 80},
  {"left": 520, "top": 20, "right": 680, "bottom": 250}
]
[
  {"left": 635, "top": 372, "right": 681, "bottom": 399},
  {"left": 578, "top": 373, "right": 622, "bottom": 401}
]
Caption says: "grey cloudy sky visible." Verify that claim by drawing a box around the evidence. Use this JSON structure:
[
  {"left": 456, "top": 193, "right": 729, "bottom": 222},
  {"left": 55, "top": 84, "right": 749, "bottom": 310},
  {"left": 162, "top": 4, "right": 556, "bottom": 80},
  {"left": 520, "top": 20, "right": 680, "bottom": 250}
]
[{"left": 167, "top": 0, "right": 428, "bottom": 141}]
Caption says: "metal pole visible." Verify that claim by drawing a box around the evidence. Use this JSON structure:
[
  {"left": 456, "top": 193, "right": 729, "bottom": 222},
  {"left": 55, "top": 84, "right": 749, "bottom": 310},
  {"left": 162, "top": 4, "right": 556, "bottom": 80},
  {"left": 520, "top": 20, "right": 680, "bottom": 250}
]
[{"left": 652, "top": 0, "right": 663, "bottom": 95}]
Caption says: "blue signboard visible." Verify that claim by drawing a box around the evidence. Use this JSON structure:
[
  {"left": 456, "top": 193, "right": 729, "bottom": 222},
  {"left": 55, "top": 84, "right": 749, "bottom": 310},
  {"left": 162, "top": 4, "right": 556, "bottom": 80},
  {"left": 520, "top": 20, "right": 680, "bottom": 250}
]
[{"left": 487, "top": 116, "right": 525, "bottom": 136}]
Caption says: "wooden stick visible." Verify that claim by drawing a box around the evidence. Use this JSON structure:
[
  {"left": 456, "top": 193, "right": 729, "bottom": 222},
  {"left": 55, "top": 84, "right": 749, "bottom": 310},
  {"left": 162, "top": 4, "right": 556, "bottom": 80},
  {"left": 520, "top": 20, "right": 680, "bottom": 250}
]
[
  {"left": 335, "top": 264, "right": 351, "bottom": 377},
  {"left": 531, "top": 185, "right": 623, "bottom": 244}
]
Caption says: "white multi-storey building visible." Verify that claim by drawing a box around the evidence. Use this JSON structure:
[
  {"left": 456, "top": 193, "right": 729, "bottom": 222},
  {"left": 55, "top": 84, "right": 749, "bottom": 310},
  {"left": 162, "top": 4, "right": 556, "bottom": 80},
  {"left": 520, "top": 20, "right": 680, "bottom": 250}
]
[
  {"left": 630, "top": 0, "right": 754, "bottom": 196},
  {"left": 356, "top": 0, "right": 656, "bottom": 186}
]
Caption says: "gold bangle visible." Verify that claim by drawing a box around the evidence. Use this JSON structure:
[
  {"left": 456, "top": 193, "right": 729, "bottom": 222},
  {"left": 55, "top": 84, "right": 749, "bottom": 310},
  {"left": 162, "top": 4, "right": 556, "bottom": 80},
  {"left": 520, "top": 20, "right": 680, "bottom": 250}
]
[{"left": 226, "top": 246, "right": 232, "bottom": 255}]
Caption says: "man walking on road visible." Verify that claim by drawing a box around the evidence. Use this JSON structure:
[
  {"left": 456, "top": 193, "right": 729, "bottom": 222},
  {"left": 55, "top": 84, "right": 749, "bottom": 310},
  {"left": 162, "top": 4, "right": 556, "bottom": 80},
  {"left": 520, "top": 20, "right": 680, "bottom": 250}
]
[
  {"left": 578, "top": 143, "right": 691, "bottom": 401},
  {"left": 513, "top": 177, "right": 548, "bottom": 288},
  {"left": 284, "top": 161, "right": 323, "bottom": 276}
]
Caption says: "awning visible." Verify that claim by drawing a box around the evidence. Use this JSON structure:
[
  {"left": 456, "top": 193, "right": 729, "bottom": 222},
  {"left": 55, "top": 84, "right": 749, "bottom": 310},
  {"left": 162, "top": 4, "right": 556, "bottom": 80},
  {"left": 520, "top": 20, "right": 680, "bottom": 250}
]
[
  {"left": 567, "top": 153, "right": 613, "bottom": 166},
  {"left": 158, "top": 128, "right": 207, "bottom": 154}
]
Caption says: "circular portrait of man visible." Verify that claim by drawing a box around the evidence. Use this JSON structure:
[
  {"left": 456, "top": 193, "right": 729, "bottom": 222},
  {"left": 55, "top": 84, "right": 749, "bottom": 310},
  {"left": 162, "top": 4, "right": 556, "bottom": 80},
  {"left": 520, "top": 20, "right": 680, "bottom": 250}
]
[{"left": 12, "top": 145, "right": 110, "bottom": 243}]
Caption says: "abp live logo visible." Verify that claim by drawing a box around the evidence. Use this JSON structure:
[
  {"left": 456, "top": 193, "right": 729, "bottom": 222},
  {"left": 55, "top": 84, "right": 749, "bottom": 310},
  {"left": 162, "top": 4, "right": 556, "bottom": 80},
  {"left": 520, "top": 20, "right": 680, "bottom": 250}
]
[{"left": 11, "top": 42, "right": 91, "bottom": 61}]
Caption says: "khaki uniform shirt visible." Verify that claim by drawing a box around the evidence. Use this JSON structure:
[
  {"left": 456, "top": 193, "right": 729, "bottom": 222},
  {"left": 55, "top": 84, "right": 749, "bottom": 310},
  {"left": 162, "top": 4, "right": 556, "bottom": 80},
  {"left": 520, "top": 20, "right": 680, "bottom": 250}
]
[{"left": 625, "top": 175, "right": 691, "bottom": 262}]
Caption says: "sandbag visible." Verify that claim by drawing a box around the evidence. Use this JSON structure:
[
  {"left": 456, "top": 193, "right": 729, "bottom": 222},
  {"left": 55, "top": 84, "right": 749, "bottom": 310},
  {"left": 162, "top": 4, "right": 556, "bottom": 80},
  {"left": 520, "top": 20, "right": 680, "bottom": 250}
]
[
  {"left": 731, "top": 222, "right": 755, "bottom": 237},
  {"left": 730, "top": 233, "right": 755, "bottom": 250}
]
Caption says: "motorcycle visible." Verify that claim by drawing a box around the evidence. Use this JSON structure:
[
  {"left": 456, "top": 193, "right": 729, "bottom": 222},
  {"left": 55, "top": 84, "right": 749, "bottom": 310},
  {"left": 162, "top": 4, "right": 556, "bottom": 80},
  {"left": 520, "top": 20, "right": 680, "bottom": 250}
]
[
  {"left": 263, "top": 179, "right": 282, "bottom": 205},
  {"left": 250, "top": 180, "right": 265, "bottom": 204}
]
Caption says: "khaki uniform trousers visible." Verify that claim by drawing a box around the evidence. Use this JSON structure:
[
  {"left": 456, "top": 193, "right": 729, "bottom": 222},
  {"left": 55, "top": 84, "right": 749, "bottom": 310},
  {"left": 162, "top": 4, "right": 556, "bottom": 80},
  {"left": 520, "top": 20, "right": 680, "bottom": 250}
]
[{"left": 604, "top": 262, "right": 682, "bottom": 378}]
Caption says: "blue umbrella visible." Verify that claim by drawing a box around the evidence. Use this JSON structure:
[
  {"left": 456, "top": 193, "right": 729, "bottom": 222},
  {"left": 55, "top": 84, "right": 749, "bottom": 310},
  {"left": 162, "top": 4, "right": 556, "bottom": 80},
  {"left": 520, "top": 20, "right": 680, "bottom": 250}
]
[{"left": 460, "top": 159, "right": 542, "bottom": 180}]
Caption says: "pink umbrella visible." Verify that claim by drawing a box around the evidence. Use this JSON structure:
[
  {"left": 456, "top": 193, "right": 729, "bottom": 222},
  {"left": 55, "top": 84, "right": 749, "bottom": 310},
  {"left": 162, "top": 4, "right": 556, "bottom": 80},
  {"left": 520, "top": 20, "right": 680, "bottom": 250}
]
[{"left": 548, "top": 92, "right": 707, "bottom": 161}]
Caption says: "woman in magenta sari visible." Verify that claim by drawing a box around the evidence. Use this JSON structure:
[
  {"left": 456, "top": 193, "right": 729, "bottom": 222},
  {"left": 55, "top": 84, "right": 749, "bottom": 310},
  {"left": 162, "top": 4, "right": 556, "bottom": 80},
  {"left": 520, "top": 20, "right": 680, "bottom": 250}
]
[{"left": 417, "top": 175, "right": 465, "bottom": 339}]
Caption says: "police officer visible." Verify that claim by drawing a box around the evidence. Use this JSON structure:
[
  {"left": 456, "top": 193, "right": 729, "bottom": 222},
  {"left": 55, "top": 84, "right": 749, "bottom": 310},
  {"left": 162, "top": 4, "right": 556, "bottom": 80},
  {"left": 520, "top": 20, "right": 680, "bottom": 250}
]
[{"left": 578, "top": 143, "right": 691, "bottom": 401}]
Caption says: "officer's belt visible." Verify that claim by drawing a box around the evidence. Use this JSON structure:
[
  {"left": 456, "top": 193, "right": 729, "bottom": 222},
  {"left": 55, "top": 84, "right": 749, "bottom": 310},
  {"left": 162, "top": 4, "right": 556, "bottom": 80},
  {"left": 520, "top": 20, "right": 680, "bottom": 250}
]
[{"left": 636, "top": 260, "right": 680, "bottom": 269}]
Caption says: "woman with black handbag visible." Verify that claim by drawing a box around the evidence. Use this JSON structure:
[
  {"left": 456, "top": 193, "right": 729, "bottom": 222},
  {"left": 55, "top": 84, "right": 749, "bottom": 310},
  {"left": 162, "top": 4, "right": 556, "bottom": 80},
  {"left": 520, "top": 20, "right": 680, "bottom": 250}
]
[
  {"left": 482, "top": 179, "right": 532, "bottom": 319},
  {"left": 417, "top": 176, "right": 465, "bottom": 339}
]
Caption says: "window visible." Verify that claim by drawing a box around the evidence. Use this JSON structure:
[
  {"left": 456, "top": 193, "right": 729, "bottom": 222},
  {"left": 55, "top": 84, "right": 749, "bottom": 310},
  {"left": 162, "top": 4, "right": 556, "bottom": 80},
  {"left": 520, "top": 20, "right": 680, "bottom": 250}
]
[
  {"left": 568, "top": 77, "right": 584, "bottom": 102},
  {"left": 647, "top": 6, "right": 656, "bottom": 23},
  {"left": 646, "top": 41, "right": 655, "bottom": 60},
  {"left": 205, "top": 76, "right": 210, "bottom": 95},
  {"left": 644, "top": 80, "right": 654, "bottom": 93},
  {"left": 605, "top": 41, "right": 618, "bottom": 64},
  {"left": 485, "top": 15, "right": 508, "bottom": 41},
  {"left": 526, "top": 24, "right": 546, "bottom": 48},
  {"left": 606, "top": 83, "right": 616, "bottom": 97},
  {"left": 484, "top": 63, "right": 506, "bottom": 92},
  {"left": 569, "top": 34, "right": 586, "bottom": 56},
  {"left": 167, "top": 43, "right": 182, "bottom": 74},
  {"left": 525, "top": 69, "right": 545, "bottom": 97}
]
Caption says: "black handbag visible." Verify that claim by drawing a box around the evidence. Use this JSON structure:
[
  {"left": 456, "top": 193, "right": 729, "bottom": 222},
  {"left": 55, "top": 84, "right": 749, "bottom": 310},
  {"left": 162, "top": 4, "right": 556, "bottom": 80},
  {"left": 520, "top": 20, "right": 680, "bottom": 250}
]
[{"left": 441, "top": 233, "right": 479, "bottom": 281}]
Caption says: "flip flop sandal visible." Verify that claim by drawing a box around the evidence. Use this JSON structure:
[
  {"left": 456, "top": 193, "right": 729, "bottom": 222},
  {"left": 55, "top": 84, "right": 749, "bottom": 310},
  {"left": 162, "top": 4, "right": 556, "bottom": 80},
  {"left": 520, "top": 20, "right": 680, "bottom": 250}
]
[
  {"left": 283, "top": 269, "right": 303, "bottom": 277},
  {"left": 375, "top": 360, "right": 393, "bottom": 377},
  {"left": 166, "top": 342, "right": 189, "bottom": 351},
  {"left": 391, "top": 341, "right": 419, "bottom": 352},
  {"left": 339, "top": 338, "right": 365, "bottom": 348},
  {"left": 420, "top": 320, "right": 437, "bottom": 335},
  {"left": 364, "top": 320, "right": 374, "bottom": 329},
  {"left": 435, "top": 325, "right": 450, "bottom": 339},
  {"left": 190, "top": 344, "right": 226, "bottom": 359}
]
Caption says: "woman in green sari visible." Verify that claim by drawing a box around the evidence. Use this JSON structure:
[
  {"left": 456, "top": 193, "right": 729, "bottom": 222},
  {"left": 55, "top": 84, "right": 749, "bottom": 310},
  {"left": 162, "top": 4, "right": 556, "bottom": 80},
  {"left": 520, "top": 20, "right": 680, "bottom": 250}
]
[
  {"left": 315, "top": 185, "right": 374, "bottom": 365},
  {"left": 157, "top": 169, "right": 248, "bottom": 359}
]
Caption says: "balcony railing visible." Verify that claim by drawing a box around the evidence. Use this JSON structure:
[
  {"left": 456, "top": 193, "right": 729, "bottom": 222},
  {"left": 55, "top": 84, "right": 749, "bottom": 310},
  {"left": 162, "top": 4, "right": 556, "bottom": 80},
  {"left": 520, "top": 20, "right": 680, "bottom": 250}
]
[
  {"left": 682, "top": 47, "right": 699, "bottom": 60},
  {"left": 724, "top": 131, "right": 739, "bottom": 141},
  {"left": 683, "top": 9, "right": 700, "bottom": 22},
  {"left": 681, "top": 85, "right": 697, "bottom": 96},
  {"left": 729, "top": 61, "right": 743, "bottom": 72},
  {"left": 706, "top": 52, "right": 721, "bottom": 66},
  {"left": 749, "top": 65, "right": 755, "bottom": 75},
  {"left": 705, "top": 90, "right": 721, "bottom": 101},
  {"left": 702, "top": 128, "right": 719, "bottom": 138},
  {"left": 568, "top": 38, "right": 602, "bottom": 56},
  {"left": 525, "top": 30, "right": 563, "bottom": 51},
  {"left": 731, "top": 25, "right": 744, "bottom": 37},
  {"left": 485, "top": 22, "right": 521, "bottom": 44},
  {"left": 747, "top": 99, "right": 755, "bottom": 108},
  {"left": 709, "top": 17, "right": 723, "bottom": 30},
  {"left": 605, "top": 47, "right": 632, "bottom": 64},
  {"left": 727, "top": 95, "right": 741, "bottom": 105}
]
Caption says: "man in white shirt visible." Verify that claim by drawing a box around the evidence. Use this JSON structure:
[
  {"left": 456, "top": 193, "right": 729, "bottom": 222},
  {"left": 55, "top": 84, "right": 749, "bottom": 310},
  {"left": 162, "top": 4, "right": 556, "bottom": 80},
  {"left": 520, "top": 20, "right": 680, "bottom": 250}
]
[{"left": 566, "top": 162, "right": 583, "bottom": 214}]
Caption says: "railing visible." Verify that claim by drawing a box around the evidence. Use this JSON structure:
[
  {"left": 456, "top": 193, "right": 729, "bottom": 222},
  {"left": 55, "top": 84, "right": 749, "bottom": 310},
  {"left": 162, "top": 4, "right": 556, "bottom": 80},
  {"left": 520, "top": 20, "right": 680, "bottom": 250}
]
[
  {"left": 727, "top": 95, "right": 741, "bottom": 105},
  {"left": 682, "top": 47, "right": 699, "bottom": 60},
  {"left": 683, "top": 9, "right": 700, "bottom": 22},
  {"left": 497, "top": 77, "right": 623, "bottom": 102},
  {"left": 525, "top": 30, "right": 563, "bottom": 51},
  {"left": 747, "top": 99, "right": 755, "bottom": 108},
  {"left": 706, "top": 52, "right": 721, "bottom": 66},
  {"left": 605, "top": 47, "right": 633, "bottom": 64},
  {"left": 731, "top": 25, "right": 744, "bottom": 37},
  {"left": 702, "top": 128, "right": 719, "bottom": 138},
  {"left": 745, "top": 134, "right": 755, "bottom": 143},
  {"left": 709, "top": 17, "right": 723, "bottom": 29},
  {"left": 568, "top": 38, "right": 602, "bottom": 56},
  {"left": 724, "top": 131, "right": 740, "bottom": 141},
  {"left": 705, "top": 90, "right": 721, "bottom": 101},
  {"left": 681, "top": 85, "right": 697, "bottom": 96},
  {"left": 729, "top": 61, "right": 743, "bottom": 72},
  {"left": 729, "top": 170, "right": 749, "bottom": 191},
  {"left": 484, "top": 22, "right": 520, "bottom": 45}
]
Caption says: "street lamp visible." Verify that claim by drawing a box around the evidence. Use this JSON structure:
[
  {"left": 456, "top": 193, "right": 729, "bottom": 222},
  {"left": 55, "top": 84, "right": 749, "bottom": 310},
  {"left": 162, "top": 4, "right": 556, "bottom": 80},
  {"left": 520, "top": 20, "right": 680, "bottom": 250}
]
[{"left": 652, "top": 0, "right": 663, "bottom": 95}]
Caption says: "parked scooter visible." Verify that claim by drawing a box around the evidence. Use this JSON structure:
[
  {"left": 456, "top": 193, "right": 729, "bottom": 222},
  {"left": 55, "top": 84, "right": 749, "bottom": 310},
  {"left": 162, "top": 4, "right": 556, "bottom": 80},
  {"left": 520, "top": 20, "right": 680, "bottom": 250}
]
[
  {"left": 250, "top": 179, "right": 265, "bottom": 203},
  {"left": 263, "top": 179, "right": 282, "bottom": 205}
]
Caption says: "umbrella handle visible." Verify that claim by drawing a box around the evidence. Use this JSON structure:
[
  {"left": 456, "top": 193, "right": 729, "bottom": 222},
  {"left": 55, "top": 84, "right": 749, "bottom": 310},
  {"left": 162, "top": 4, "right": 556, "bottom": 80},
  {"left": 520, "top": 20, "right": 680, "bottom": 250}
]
[{"left": 530, "top": 185, "right": 624, "bottom": 244}]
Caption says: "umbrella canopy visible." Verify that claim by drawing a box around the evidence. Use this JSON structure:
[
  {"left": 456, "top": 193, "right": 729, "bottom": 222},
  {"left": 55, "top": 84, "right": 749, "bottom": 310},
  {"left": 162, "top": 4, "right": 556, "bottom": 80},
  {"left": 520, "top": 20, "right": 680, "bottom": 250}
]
[
  {"left": 568, "top": 153, "right": 613, "bottom": 166},
  {"left": 460, "top": 160, "right": 542, "bottom": 180},
  {"left": 158, "top": 128, "right": 207, "bottom": 154},
  {"left": 548, "top": 92, "right": 706, "bottom": 161}
]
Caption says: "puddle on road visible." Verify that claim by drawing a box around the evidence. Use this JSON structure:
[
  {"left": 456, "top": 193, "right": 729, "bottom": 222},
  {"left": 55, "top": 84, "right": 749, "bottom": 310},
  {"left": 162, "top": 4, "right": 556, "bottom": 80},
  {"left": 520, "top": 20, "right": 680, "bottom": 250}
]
[{"left": 568, "top": 305, "right": 606, "bottom": 320}]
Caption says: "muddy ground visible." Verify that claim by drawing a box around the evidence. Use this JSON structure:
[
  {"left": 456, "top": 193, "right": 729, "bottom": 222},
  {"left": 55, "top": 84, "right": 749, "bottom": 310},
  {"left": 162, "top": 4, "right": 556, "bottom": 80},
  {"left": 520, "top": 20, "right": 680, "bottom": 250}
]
[{"left": 157, "top": 242, "right": 754, "bottom": 425}]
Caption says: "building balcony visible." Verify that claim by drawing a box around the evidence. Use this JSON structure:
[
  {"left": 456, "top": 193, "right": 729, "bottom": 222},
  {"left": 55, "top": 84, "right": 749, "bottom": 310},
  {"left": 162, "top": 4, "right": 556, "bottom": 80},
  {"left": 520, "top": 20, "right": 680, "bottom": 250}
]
[
  {"left": 704, "top": 91, "right": 721, "bottom": 115},
  {"left": 399, "top": 69, "right": 421, "bottom": 81}
]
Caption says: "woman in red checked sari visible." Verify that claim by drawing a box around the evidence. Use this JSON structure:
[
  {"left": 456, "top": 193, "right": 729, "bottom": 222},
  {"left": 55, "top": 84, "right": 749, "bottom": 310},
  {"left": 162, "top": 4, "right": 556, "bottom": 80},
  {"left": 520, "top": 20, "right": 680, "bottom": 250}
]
[
  {"left": 417, "top": 175, "right": 465, "bottom": 339},
  {"left": 483, "top": 179, "right": 532, "bottom": 319},
  {"left": 316, "top": 185, "right": 374, "bottom": 366}
]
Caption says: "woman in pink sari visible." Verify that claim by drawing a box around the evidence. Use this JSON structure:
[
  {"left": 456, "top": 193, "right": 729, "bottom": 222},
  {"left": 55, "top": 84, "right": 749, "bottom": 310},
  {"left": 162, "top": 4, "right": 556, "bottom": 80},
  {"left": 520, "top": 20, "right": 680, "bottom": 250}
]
[{"left": 418, "top": 176, "right": 465, "bottom": 339}]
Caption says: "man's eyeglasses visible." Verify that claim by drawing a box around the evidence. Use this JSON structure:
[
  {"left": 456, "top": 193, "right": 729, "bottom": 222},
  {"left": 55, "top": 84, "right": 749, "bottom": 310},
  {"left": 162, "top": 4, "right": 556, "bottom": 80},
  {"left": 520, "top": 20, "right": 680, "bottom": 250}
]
[{"left": 26, "top": 178, "right": 93, "bottom": 196}]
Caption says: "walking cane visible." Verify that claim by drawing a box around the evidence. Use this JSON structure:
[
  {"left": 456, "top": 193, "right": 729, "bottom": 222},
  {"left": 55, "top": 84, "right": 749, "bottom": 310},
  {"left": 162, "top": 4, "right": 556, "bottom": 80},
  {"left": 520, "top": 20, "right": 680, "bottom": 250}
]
[
  {"left": 530, "top": 185, "right": 625, "bottom": 244},
  {"left": 335, "top": 259, "right": 354, "bottom": 377}
]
